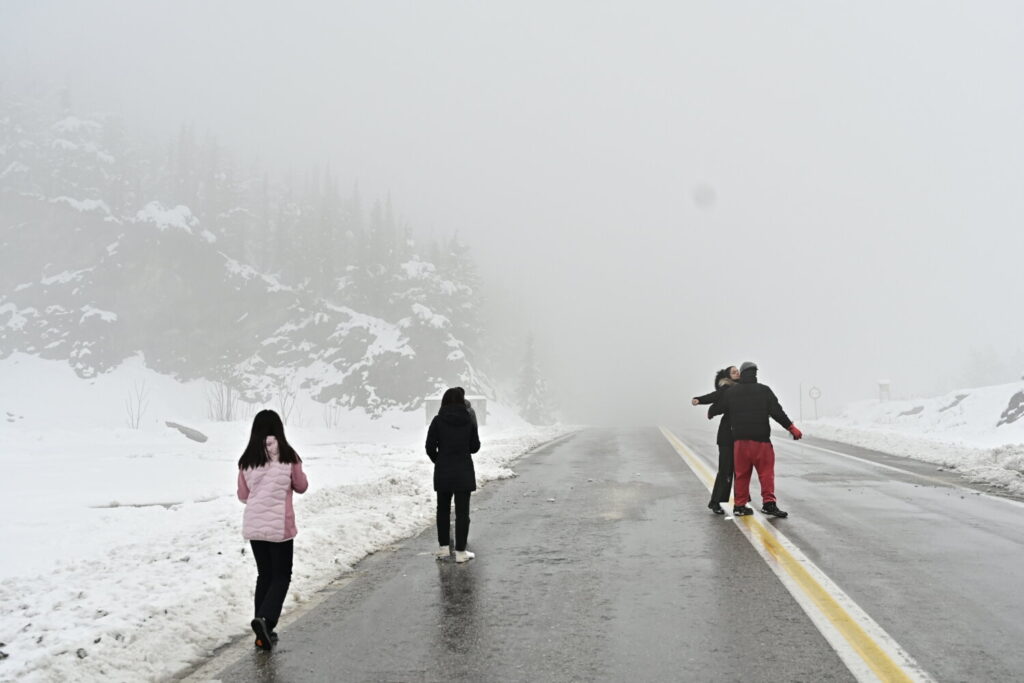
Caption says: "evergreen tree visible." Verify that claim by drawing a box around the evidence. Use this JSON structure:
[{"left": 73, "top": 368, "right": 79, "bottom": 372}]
[
  {"left": 437, "top": 233, "right": 483, "bottom": 352},
  {"left": 0, "top": 88, "right": 496, "bottom": 415},
  {"left": 344, "top": 198, "right": 396, "bottom": 313},
  {"left": 172, "top": 123, "right": 198, "bottom": 207},
  {"left": 314, "top": 165, "right": 341, "bottom": 296},
  {"left": 258, "top": 172, "right": 273, "bottom": 271},
  {"left": 516, "top": 334, "right": 554, "bottom": 424}
]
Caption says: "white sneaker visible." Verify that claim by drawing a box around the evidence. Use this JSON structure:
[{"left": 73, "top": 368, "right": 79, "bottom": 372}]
[
  {"left": 435, "top": 545, "right": 450, "bottom": 559},
  {"left": 454, "top": 550, "right": 475, "bottom": 563}
]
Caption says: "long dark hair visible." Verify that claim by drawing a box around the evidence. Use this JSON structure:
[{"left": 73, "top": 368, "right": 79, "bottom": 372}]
[
  {"left": 441, "top": 387, "right": 466, "bottom": 407},
  {"left": 238, "top": 409, "right": 301, "bottom": 470},
  {"left": 714, "top": 367, "right": 734, "bottom": 389}
]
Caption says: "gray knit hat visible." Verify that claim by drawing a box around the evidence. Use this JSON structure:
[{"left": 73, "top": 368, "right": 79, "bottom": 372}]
[{"left": 740, "top": 361, "right": 758, "bottom": 373}]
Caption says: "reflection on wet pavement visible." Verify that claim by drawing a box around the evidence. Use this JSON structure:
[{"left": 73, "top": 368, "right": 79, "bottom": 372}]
[{"left": 436, "top": 561, "right": 478, "bottom": 656}]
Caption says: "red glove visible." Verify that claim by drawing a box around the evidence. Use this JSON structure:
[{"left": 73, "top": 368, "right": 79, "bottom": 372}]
[{"left": 788, "top": 425, "right": 803, "bottom": 440}]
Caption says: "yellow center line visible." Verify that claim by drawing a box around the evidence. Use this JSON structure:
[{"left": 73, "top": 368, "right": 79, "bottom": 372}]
[
  {"left": 739, "top": 517, "right": 914, "bottom": 682},
  {"left": 660, "top": 427, "right": 715, "bottom": 487},
  {"left": 659, "top": 426, "right": 929, "bottom": 683}
]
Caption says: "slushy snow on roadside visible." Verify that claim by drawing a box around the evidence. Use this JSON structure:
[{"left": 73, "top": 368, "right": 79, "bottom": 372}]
[{"left": 806, "top": 379, "right": 1024, "bottom": 495}]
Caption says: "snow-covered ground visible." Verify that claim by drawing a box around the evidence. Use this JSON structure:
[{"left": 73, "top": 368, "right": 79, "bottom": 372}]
[
  {"left": 805, "top": 380, "right": 1024, "bottom": 495},
  {"left": 0, "top": 354, "right": 575, "bottom": 682}
]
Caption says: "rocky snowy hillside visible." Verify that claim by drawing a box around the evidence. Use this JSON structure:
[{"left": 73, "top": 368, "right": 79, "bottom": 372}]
[{"left": 0, "top": 94, "right": 488, "bottom": 413}]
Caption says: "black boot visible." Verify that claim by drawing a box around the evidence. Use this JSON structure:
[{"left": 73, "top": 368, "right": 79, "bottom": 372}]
[
  {"left": 707, "top": 501, "right": 725, "bottom": 515},
  {"left": 733, "top": 505, "right": 753, "bottom": 516},
  {"left": 256, "top": 631, "right": 279, "bottom": 647},
  {"left": 251, "top": 617, "right": 273, "bottom": 651},
  {"left": 762, "top": 502, "right": 789, "bottom": 518}
]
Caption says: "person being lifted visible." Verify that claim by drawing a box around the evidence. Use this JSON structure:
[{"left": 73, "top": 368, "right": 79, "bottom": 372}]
[
  {"left": 692, "top": 365, "right": 740, "bottom": 515},
  {"left": 710, "top": 361, "right": 802, "bottom": 518}
]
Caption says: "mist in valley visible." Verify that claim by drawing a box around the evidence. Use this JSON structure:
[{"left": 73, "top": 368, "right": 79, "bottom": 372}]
[{"left": 3, "top": 1, "right": 1023, "bottom": 426}]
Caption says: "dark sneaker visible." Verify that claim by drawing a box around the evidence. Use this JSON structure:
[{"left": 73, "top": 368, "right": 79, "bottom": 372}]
[
  {"left": 707, "top": 502, "right": 725, "bottom": 515},
  {"left": 733, "top": 505, "right": 754, "bottom": 516},
  {"left": 251, "top": 617, "right": 273, "bottom": 651},
  {"left": 762, "top": 502, "right": 789, "bottom": 518}
]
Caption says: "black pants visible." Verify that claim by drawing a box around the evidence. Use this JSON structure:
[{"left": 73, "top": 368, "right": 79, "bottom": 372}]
[
  {"left": 437, "top": 491, "right": 471, "bottom": 551},
  {"left": 710, "top": 442, "right": 735, "bottom": 504},
  {"left": 250, "top": 539, "right": 293, "bottom": 631}
]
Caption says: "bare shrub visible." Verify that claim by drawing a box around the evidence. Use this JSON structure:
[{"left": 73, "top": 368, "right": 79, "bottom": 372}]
[
  {"left": 323, "top": 402, "right": 343, "bottom": 428},
  {"left": 125, "top": 380, "right": 149, "bottom": 430},
  {"left": 207, "top": 382, "right": 240, "bottom": 422},
  {"left": 236, "top": 400, "right": 258, "bottom": 423},
  {"left": 276, "top": 380, "right": 297, "bottom": 425}
]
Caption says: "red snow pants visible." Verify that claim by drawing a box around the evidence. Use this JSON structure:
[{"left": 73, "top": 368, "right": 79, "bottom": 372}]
[{"left": 733, "top": 440, "right": 776, "bottom": 506}]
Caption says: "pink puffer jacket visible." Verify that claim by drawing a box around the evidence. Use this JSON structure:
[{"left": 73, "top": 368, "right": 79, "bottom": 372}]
[{"left": 237, "top": 437, "right": 309, "bottom": 542}]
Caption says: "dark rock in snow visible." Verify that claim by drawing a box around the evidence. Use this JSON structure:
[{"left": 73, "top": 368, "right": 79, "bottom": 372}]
[
  {"left": 938, "top": 394, "right": 969, "bottom": 413},
  {"left": 998, "top": 391, "right": 1024, "bottom": 427},
  {"left": 165, "top": 422, "right": 208, "bottom": 443}
]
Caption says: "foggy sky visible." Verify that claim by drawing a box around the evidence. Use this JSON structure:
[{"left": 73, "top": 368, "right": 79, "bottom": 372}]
[{"left": 4, "top": 1, "right": 1023, "bottom": 424}]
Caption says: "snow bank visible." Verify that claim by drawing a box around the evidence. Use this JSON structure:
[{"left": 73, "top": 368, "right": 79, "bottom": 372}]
[
  {"left": 0, "top": 354, "right": 575, "bottom": 682},
  {"left": 806, "top": 380, "right": 1024, "bottom": 494}
]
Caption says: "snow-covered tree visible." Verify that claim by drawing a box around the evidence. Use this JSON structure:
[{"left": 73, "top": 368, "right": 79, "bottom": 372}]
[
  {"left": 0, "top": 88, "right": 495, "bottom": 414},
  {"left": 516, "top": 334, "right": 554, "bottom": 424}
]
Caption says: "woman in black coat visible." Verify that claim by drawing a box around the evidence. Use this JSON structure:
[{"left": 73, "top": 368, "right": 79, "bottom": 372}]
[
  {"left": 692, "top": 366, "right": 739, "bottom": 514},
  {"left": 425, "top": 387, "right": 481, "bottom": 563}
]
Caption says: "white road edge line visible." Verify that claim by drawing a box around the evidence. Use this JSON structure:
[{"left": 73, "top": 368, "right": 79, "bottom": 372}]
[
  {"left": 660, "top": 427, "right": 934, "bottom": 683},
  {"left": 778, "top": 437, "right": 1024, "bottom": 510}
]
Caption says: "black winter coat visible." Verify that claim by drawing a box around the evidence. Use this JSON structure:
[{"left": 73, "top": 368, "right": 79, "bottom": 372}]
[
  {"left": 709, "top": 368, "right": 793, "bottom": 442},
  {"left": 694, "top": 386, "right": 734, "bottom": 446},
  {"left": 425, "top": 404, "right": 481, "bottom": 492}
]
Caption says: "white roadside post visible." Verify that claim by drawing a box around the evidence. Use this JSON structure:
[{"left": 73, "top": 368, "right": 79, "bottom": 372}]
[{"left": 809, "top": 386, "right": 822, "bottom": 420}]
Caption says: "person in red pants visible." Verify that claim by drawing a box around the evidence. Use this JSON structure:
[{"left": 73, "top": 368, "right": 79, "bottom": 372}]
[{"left": 709, "top": 361, "right": 802, "bottom": 517}]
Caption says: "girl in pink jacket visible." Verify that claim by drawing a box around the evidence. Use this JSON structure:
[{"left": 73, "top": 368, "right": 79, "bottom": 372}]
[{"left": 236, "top": 409, "right": 309, "bottom": 651}]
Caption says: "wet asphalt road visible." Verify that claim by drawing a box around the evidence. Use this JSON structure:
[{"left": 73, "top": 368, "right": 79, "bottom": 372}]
[
  {"left": 693, "top": 428, "right": 1024, "bottom": 683},
  {"left": 212, "top": 428, "right": 855, "bottom": 682}
]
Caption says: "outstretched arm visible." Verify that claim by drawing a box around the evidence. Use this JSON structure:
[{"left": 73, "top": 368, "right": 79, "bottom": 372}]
[
  {"left": 768, "top": 389, "right": 801, "bottom": 439},
  {"left": 693, "top": 389, "right": 720, "bottom": 406},
  {"left": 767, "top": 388, "right": 793, "bottom": 428}
]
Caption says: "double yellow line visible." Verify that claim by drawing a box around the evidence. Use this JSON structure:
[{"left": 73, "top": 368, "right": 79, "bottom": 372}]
[{"left": 659, "top": 427, "right": 933, "bottom": 683}]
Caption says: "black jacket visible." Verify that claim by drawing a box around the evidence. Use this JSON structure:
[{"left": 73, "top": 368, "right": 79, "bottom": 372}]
[
  {"left": 709, "top": 368, "right": 793, "bottom": 442},
  {"left": 694, "top": 386, "right": 734, "bottom": 445},
  {"left": 425, "top": 404, "right": 481, "bottom": 492}
]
